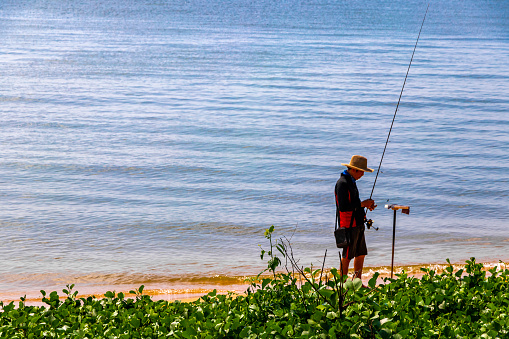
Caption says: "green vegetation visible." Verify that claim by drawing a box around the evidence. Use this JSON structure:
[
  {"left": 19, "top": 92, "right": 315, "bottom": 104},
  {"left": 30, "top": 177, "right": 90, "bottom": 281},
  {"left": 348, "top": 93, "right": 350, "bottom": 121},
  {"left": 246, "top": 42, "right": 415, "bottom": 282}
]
[{"left": 1, "top": 226, "right": 508, "bottom": 338}]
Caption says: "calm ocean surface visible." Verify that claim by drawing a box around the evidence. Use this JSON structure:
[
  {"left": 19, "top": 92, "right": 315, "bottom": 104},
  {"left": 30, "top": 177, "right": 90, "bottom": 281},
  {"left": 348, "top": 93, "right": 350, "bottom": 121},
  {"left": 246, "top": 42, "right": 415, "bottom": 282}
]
[{"left": 1, "top": 0, "right": 508, "bottom": 299}]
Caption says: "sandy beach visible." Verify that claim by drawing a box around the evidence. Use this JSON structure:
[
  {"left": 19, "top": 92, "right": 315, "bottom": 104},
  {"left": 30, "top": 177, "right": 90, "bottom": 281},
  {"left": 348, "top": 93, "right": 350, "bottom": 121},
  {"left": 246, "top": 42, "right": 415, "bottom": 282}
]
[{"left": 4, "top": 260, "right": 506, "bottom": 307}]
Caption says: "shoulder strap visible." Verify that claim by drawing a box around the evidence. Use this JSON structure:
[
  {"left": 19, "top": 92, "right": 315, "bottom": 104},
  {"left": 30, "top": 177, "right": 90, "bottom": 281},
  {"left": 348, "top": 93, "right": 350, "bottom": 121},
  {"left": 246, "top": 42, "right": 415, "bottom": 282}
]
[
  {"left": 335, "top": 192, "right": 339, "bottom": 231},
  {"left": 335, "top": 205, "right": 339, "bottom": 231}
]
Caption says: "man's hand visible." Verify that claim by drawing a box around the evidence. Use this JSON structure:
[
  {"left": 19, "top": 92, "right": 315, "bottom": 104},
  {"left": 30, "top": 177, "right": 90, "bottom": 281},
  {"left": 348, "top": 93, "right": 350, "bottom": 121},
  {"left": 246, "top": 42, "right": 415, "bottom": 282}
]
[{"left": 361, "top": 199, "right": 377, "bottom": 211}]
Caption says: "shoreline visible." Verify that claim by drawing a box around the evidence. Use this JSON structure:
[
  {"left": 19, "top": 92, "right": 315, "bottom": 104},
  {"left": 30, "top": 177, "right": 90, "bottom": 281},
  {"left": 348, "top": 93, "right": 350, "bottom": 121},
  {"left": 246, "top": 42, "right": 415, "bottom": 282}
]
[{"left": 2, "top": 259, "right": 506, "bottom": 307}]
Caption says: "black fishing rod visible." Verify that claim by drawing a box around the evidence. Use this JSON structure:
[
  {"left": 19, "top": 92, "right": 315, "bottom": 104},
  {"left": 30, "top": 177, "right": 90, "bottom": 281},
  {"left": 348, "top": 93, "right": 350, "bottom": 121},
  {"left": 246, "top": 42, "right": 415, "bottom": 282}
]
[
  {"left": 365, "top": 5, "right": 429, "bottom": 230},
  {"left": 369, "top": 4, "right": 430, "bottom": 201}
]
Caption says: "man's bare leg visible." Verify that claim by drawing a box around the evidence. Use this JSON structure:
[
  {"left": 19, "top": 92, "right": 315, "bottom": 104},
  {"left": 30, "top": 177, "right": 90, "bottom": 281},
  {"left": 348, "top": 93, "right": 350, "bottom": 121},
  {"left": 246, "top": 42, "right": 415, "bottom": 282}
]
[
  {"left": 353, "top": 255, "right": 365, "bottom": 279},
  {"left": 341, "top": 257, "right": 350, "bottom": 277}
]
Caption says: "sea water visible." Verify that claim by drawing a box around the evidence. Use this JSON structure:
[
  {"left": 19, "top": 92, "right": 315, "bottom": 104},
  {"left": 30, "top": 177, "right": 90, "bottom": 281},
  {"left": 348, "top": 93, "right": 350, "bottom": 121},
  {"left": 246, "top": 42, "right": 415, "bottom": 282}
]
[{"left": 0, "top": 0, "right": 508, "bottom": 299}]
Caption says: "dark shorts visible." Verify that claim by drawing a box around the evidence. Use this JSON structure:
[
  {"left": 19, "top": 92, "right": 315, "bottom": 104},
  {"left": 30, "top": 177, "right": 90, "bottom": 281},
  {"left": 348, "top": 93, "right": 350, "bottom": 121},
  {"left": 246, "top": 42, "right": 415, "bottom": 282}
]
[{"left": 342, "top": 226, "right": 367, "bottom": 260}]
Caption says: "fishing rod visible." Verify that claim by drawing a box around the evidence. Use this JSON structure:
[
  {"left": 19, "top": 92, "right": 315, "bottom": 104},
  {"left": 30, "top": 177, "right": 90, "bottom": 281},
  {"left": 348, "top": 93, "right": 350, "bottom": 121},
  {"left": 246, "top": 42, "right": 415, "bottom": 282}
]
[
  {"left": 369, "top": 4, "right": 429, "bottom": 201},
  {"left": 365, "top": 4, "right": 429, "bottom": 230}
]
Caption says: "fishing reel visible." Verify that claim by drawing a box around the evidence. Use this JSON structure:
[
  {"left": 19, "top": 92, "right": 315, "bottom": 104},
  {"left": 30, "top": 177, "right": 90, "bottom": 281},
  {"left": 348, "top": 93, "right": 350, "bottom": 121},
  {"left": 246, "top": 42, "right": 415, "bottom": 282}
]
[{"left": 365, "top": 218, "right": 379, "bottom": 231}]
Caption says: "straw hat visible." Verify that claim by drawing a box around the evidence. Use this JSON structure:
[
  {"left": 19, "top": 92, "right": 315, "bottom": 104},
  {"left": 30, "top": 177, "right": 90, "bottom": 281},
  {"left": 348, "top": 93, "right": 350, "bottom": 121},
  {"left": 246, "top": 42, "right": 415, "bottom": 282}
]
[{"left": 342, "top": 155, "right": 374, "bottom": 173}]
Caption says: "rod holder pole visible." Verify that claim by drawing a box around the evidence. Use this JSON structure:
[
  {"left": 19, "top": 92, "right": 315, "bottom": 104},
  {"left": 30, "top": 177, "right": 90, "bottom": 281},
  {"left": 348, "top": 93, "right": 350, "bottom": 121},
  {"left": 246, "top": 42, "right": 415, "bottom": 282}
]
[
  {"left": 391, "top": 209, "right": 397, "bottom": 279},
  {"left": 385, "top": 204, "right": 410, "bottom": 280}
]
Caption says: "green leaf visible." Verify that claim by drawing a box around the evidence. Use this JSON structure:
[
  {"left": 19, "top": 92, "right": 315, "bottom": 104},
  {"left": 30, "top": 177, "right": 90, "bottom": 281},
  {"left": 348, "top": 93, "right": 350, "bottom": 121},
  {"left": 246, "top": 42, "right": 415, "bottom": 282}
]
[
  {"left": 185, "top": 327, "right": 198, "bottom": 336},
  {"left": 262, "top": 278, "right": 271, "bottom": 289},
  {"left": 130, "top": 317, "right": 140, "bottom": 328},
  {"left": 326, "top": 311, "right": 338, "bottom": 319},
  {"left": 352, "top": 278, "right": 363, "bottom": 291},
  {"left": 378, "top": 328, "right": 392, "bottom": 339},
  {"left": 249, "top": 304, "right": 259, "bottom": 312},
  {"left": 264, "top": 226, "right": 275, "bottom": 238},
  {"left": 319, "top": 289, "right": 335, "bottom": 299},
  {"left": 368, "top": 272, "right": 379, "bottom": 288}
]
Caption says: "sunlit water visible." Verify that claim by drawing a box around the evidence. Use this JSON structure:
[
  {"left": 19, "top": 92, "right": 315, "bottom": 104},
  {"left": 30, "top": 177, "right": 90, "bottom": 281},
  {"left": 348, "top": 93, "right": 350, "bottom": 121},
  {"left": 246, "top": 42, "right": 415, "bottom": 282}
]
[{"left": 0, "top": 0, "right": 508, "bottom": 299}]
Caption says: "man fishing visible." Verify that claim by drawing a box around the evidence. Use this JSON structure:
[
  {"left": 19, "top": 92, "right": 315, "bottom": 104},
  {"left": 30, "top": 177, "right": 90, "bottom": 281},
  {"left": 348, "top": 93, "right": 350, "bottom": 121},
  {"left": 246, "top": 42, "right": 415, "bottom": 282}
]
[{"left": 335, "top": 155, "right": 376, "bottom": 279}]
